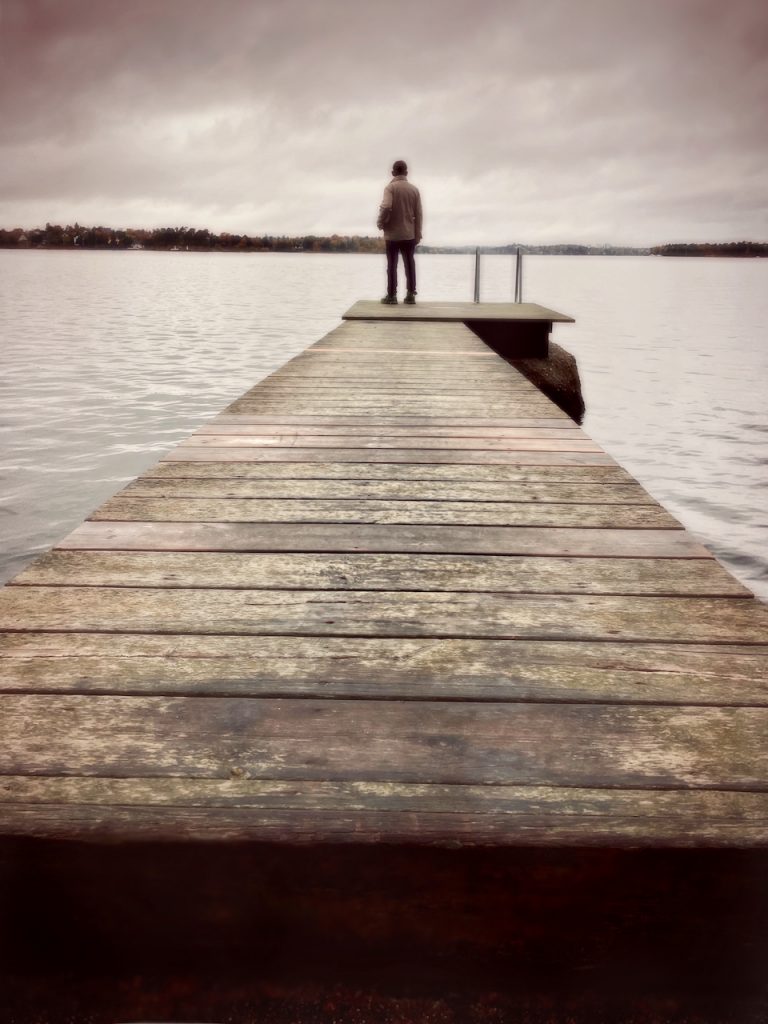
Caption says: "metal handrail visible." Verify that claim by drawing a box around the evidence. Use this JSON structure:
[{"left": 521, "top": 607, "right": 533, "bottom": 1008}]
[{"left": 514, "top": 247, "right": 524, "bottom": 303}]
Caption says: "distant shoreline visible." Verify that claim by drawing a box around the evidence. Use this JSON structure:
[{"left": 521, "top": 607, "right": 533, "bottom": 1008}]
[{"left": 1, "top": 226, "right": 766, "bottom": 258}]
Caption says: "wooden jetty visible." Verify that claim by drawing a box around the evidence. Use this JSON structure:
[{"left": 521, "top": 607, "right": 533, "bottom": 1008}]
[
  {"left": 343, "top": 299, "right": 575, "bottom": 356},
  {"left": 1, "top": 302, "right": 767, "bottom": 1019},
  {"left": 1, "top": 305, "right": 767, "bottom": 845}
]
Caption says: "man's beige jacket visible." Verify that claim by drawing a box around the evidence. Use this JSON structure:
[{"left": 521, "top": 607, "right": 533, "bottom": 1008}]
[{"left": 377, "top": 175, "right": 423, "bottom": 242}]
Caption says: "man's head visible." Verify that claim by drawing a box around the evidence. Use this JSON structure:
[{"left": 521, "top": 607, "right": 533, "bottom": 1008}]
[{"left": 392, "top": 160, "right": 408, "bottom": 176}]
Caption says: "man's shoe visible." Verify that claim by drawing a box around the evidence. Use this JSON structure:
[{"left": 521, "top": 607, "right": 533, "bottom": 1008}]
[
  {"left": 404, "top": 292, "right": 416, "bottom": 304},
  {"left": 381, "top": 295, "right": 398, "bottom": 304}
]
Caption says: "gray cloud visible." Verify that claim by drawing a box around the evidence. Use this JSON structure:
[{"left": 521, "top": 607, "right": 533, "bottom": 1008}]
[{"left": 1, "top": 0, "right": 766, "bottom": 244}]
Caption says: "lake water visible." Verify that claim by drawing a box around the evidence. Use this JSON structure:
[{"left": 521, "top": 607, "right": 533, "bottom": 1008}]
[{"left": 1, "top": 249, "right": 766, "bottom": 600}]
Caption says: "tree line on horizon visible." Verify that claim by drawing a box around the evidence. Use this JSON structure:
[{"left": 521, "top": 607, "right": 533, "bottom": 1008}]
[
  {"left": 1, "top": 224, "right": 765, "bottom": 257},
  {"left": 0, "top": 223, "right": 385, "bottom": 253},
  {"left": 650, "top": 242, "right": 768, "bottom": 257}
]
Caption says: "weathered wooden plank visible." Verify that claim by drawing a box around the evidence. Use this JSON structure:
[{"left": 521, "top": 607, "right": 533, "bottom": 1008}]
[
  {"left": 241, "top": 392, "right": 548, "bottom": 402},
  {"left": 248, "top": 364, "right": 528, "bottom": 374},
  {"left": 225, "top": 408, "right": 571, "bottom": 419},
  {"left": 278, "top": 344, "right": 515, "bottom": 356},
  {"left": 273, "top": 345, "right": 516, "bottom": 358},
  {"left": 317, "top": 335, "right": 496, "bottom": 348},
  {"left": 276, "top": 339, "right": 512, "bottom": 350},
  {"left": 146, "top": 461, "right": 634, "bottom": 483},
  {"left": 264, "top": 373, "right": 532, "bottom": 384},
  {"left": 0, "top": 778, "right": 766, "bottom": 845},
  {"left": 316, "top": 325, "right": 494, "bottom": 337},
  {"left": 284, "top": 361, "right": 505, "bottom": 374},
  {"left": 197, "top": 424, "right": 585, "bottom": 439},
  {"left": 11, "top": 776, "right": 763, "bottom": 816},
  {"left": 282, "top": 355, "right": 514, "bottom": 364},
  {"left": 256, "top": 367, "right": 521, "bottom": 379},
  {"left": 295, "top": 344, "right": 495, "bottom": 355},
  {"left": 312, "top": 347, "right": 500, "bottom": 358},
  {"left": 13, "top": 550, "right": 747, "bottom": 597},
  {"left": 2, "top": 588, "right": 765, "bottom": 643},
  {"left": 233, "top": 379, "right": 551, "bottom": 393},
  {"left": 260, "top": 382, "right": 536, "bottom": 389},
  {"left": 225, "top": 408, "right": 570, "bottom": 420},
  {"left": 279, "top": 341, "right": 513, "bottom": 352},
  {"left": 3, "top": 633, "right": 766, "bottom": 706},
  {"left": 273, "top": 378, "right": 515, "bottom": 386},
  {"left": 264, "top": 375, "right": 530, "bottom": 384},
  {"left": 315, "top": 322, "right": 489, "bottom": 336},
  {"left": 264, "top": 364, "right": 530, "bottom": 375},
  {"left": 235, "top": 381, "right": 550, "bottom": 390},
  {"left": 258, "top": 386, "right": 539, "bottom": 398},
  {"left": 268, "top": 355, "right": 526, "bottom": 366},
  {"left": 274, "top": 342, "right": 515, "bottom": 357},
  {"left": 236, "top": 383, "right": 551, "bottom": 391},
  {"left": 233, "top": 384, "right": 548, "bottom": 395},
  {"left": 227, "top": 403, "right": 573, "bottom": 411},
  {"left": 230, "top": 403, "right": 562, "bottom": 414},
  {"left": 237, "top": 381, "right": 545, "bottom": 390},
  {"left": 332, "top": 317, "right": 485, "bottom": 336},
  {"left": 280, "top": 335, "right": 514, "bottom": 349},
  {"left": 178, "top": 435, "right": 602, "bottom": 452},
  {"left": 122, "top": 478, "right": 657, "bottom": 504},
  {"left": 212, "top": 415, "right": 573, "bottom": 427},
  {"left": 214, "top": 413, "right": 573, "bottom": 425},
  {"left": 162, "top": 448, "right": 615, "bottom": 465},
  {"left": 256, "top": 375, "right": 539, "bottom": 386},
  {"left": 260, "top": 384, "right": 535, "bottom": 396},
  {"left": 238, "top": 396, "right": 546, "bottom": 405},
  {"left": 305, "top": 323, "right": 489, "bottom": 340},
  {"left": 336, "top": 313, "right": 490, "bottom": 328},
  {"left": 314, "top": 335, "right": 492, "bottom": 349},
  {"left": 56, "top": 521, "right": 710, "bottom": 557},
  {"left": 227, "top": 400, "right": 562, "bottom": 412},
  {"left": 221, "top": 414, "right": 575, "bottom": 427},
  {"left": 297, "top": 349, "right": 500, "bottom": 358},
  {"left": 3, "top": 802, "right": 767, "bottom": 845},
  {"left": 324, "top": 315, "right": 470, "bottom": 328},
  {"left": 252, "top": 385, "right": 543, "bottom": 397},
  {"left": 314, "top": 323, "right": 496, "bottom": 338},
  {"left": 249, "top": 394, "right": 552, "bottom": 406},
  {"left": 0, "top": 695, "right": 764, "bottom": 789},
  {"left": 259, "top": 379, "right": 546, "bottom": 391},
  {"left": 269, "top": 402, "right": 555, "bottom": 413},
  {"left": 317, "top": 340, "right": 498, "bottom": 352},
  {"left": 246, "top": 380, "right": 552, "bottom": 391},
  {"left": 90, "top": 497, "right": 678, "bottom": 529}
]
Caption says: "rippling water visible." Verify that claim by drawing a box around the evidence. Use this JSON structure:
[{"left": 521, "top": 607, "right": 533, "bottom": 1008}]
[{"left": 1, "top": 249, "right": 766, "bottom": 599}]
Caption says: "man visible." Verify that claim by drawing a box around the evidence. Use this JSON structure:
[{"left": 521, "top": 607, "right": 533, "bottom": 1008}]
[{"left": 376, "top": 159, "right": 422, "bottom": 304}]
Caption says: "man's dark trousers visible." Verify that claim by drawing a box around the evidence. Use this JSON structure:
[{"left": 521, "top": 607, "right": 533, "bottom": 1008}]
[{"left": 386, "top": 239, "right": 417, "bottom": 297}]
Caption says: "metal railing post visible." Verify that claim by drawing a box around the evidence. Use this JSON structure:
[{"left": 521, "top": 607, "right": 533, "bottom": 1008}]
[{"left": 473, "top": 248, "right": 481, "bottom": 303}]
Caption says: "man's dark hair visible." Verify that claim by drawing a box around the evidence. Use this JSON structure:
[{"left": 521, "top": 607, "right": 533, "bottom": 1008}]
[{"left": 392, "top": 160, "right": 408, "bottom": 175}]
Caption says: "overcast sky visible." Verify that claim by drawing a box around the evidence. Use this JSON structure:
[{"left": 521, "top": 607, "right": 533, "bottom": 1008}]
[{"left": 1, "top": 0, "right": 766, "bottom": 246}]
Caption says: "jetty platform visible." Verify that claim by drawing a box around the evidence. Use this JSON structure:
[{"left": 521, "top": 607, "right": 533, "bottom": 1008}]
[
  {"left": 1, "top": 303, "right": 767, "bottom": 1018},
  {"left": 1, "top": 304, "right": 767, "bottom": 846},
  {"left": 343, "top": 298, "right": 575, "bottom": 356}
]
